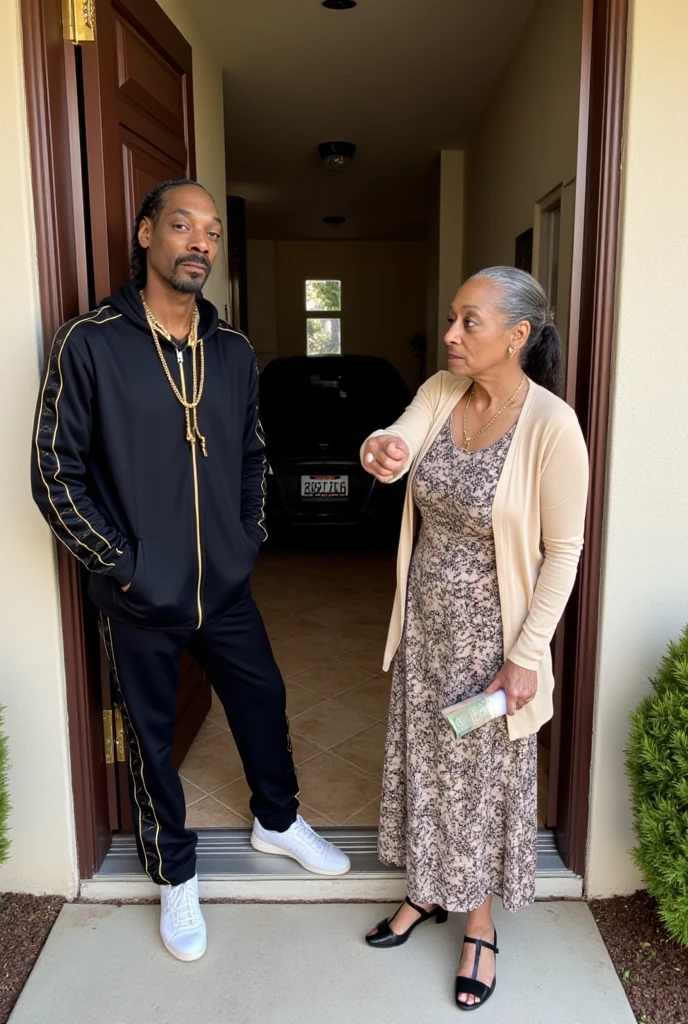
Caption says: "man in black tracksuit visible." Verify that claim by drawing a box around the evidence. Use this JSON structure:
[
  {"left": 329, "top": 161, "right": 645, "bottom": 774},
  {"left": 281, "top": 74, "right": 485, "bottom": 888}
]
[{"left": 31, "top": 180, "right": 349, "bottom": 961}]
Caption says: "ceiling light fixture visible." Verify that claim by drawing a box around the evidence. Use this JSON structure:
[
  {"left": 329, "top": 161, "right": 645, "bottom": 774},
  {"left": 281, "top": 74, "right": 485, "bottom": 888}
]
[
  {"left": 318, "top": 141, "right": 356, "bottom": 173},
  {"left": 322, "top": 1, "right": 357, "bottom": 9}
]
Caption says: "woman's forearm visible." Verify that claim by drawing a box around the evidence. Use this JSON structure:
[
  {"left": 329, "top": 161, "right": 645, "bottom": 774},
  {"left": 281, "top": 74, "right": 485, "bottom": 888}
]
[{"left": 359, "top": 375, "right": 438, "bottom": 478}]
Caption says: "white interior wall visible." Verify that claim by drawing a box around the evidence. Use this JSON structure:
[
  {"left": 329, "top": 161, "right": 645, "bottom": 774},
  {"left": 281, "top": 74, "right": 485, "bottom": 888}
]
[{"left": 463, "top": 0, "right": 582, "bottom": 275}]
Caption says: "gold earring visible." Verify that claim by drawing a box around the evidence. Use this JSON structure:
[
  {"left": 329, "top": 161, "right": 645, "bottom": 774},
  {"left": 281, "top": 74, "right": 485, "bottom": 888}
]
[{"left": 508, "top": 346, "right": 515, "bottom": 356}]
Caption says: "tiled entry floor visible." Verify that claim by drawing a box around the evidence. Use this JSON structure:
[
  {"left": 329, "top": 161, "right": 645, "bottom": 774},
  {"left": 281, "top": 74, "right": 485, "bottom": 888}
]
[
  {"left": 180, "top": 547, "right": 395, "bottom": 827},
  {"left": 180, "top": 546, "right": 550, "bottom": 828}
]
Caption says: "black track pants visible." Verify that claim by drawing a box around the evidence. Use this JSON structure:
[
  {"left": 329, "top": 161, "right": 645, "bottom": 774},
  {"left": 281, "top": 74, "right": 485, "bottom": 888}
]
[{"left": 101, "top": 593, "right": 299, "bottom": 885}]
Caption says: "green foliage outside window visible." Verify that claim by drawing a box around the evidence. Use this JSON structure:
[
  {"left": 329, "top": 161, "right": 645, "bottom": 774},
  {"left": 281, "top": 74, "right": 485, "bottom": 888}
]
[
  {"left": 307, "top": 318, "right": 341, "bottom": 356},
  {"left": 306, "top": 280, "right": 341, "bottom": 312},
  {"left": 306, "top": 281, "right": 342, "bottom": 355}
]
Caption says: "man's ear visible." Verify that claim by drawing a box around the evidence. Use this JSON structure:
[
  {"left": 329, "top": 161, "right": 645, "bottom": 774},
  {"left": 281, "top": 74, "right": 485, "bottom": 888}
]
[{"left": 138, "top": 216, "right": 152, "bottom": 251}]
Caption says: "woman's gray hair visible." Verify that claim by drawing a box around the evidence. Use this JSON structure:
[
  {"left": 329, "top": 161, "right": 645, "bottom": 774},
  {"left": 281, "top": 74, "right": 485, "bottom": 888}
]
[
  {"left": 469, "top": 266, "right": 553, "bottom": 335},
  {"left": 468, "top": 266, "right": 562, "bottom": 394}
]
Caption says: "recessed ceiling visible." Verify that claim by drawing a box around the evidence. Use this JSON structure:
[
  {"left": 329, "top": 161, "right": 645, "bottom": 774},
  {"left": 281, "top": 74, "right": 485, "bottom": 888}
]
[{"left": 192, "top": 0, "right": 539, "bottom": 240}]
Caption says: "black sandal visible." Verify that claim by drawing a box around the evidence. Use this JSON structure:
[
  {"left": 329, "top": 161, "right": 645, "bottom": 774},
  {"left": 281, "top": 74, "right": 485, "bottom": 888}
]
[
  {"left": 455, "top": 930, "right": 499, "bottom": 1011},
  {"left": 365, "top": 897, "right": 448, "bottom": 948}
]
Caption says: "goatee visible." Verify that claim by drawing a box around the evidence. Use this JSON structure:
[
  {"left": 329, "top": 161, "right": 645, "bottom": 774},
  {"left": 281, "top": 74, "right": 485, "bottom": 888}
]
[{"left": 169, "top": 271, "right": 206, "bottom": 294}]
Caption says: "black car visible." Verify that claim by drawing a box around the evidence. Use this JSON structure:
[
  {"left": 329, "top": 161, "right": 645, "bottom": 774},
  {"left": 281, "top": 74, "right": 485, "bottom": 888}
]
[{"left": 259, "top": 355, "right": 412, "bottom": 534}]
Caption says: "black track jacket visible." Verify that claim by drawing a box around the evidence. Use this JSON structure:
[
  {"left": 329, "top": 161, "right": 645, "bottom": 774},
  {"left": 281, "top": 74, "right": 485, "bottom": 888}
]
[{"left": 31, "top": 284, "right": 266, "bottom": 630}]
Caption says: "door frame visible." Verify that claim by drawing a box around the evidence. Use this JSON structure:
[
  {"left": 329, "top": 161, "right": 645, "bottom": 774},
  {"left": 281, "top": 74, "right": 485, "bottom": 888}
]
[
  {"left": 554, "top": 0, "right": 629, "bottom": 876},
  {"left": 21, "top": 0, "right": 110, "bottom": 877},
  {"left": 21, "top": 0, "right": 628, "bottom": 880},
  {"left": 20, "top": 0, "right": 198, "bottom": 877}
]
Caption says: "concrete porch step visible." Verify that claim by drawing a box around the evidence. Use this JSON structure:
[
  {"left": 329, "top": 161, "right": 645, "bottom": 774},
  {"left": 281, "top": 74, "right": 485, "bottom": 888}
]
[{"left": 9, "top": 902, "right": 635, "bottom": 1024}]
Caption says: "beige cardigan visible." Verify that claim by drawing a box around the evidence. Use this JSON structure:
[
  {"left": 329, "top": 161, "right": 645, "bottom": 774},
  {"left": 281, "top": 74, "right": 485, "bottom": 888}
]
[{"left": 363, "top": 371, "right": 589, "bottom": 740}]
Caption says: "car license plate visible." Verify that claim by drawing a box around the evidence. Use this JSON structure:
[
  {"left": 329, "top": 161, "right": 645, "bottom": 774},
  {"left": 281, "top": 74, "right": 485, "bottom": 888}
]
[{"left": 301, "top": 474, "right": 349, "bottom": 499}]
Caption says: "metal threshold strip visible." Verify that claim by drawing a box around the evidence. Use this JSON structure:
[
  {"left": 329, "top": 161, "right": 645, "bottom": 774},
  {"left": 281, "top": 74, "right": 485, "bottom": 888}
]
[{"left": 97, "top": 827, "right": 573, "bottom": 879}]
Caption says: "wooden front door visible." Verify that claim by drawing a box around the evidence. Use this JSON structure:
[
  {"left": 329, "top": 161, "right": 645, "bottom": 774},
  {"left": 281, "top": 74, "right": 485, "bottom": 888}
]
[{"left": 79, "top": 0, "right": 211, "bottom": 832}]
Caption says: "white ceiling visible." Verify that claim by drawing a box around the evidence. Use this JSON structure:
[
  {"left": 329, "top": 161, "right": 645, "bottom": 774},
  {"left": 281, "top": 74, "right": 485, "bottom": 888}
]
[{"left": 193, "top": 0, "right": 539, "bottom": 240}]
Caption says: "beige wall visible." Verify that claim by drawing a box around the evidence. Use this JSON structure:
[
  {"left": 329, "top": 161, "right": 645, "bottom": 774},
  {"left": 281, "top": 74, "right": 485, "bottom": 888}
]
[
  {"left": 156, "top": 0, "right": 229, "bottom": 317},
  {"left": 587, "top": 0, "right": 688, "bottom": 897},
  {"left": 263, "top": 241, "right": 427, "bottom": 391},
  {"left": 463, "top": 0, "right": 582, "bottom": 275},
  {"left": 0, "top": 0, "right": 78, "bottom": 896}
]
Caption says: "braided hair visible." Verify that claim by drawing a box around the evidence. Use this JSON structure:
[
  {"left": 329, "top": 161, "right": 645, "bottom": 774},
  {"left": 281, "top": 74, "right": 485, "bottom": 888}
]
[
  {"left": 469, "top": 266, "right": 563, "bottom": 395},
  {"left": 130, "top": 179, "right": 210, "bottom": 286}
]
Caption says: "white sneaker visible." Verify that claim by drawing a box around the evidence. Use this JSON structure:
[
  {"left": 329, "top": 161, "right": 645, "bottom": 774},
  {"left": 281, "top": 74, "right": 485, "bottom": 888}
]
[
  {"left": 251, "top": 814, "right": 351, "bottom": 876},
  {"left": 159, "top": 874, "right": 207, "bottom": 961}
]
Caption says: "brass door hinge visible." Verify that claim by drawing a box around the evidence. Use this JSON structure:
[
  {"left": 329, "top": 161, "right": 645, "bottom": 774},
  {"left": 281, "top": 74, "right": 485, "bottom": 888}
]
[
  {"left": 103, "top": 709, "right": 126, "bottom": 764},
  {"left": 62, "top": 0, "right": 96, "bottom": 44},
  {"left": 114, "top": 708, "right": 126, "bottom": 763},
  {"left": 103, "top": 709, "right": 114, "bottom": 764}
]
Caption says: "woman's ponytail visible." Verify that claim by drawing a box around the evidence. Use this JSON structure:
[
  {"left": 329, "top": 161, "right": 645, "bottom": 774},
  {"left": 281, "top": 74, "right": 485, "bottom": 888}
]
[
  {"left": 468, "top": 267, "right": 564, "bottom": 396},
  {"left": 522, "top": 322, "right": 563, "bottom": 396}
]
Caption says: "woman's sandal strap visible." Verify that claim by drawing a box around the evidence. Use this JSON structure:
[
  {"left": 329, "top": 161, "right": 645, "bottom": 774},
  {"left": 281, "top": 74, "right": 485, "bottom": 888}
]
[
  {"left": 456, "top": 978, "right": 492, "bottom": 1001},
  {"left": 463, "top": 935, "right": 499, "bottom": 957},
  {"left": 456, "top": 930, "right": 498, "bottom": 1004},
  {"left": 371, "top": 917, "right": 394, "bottom": 939},
  {"left": 377, "top": 897, "right": 425, "bottom": 935},
  {"left": 404, "top": 896, "right": 433, "bottom": 919}
]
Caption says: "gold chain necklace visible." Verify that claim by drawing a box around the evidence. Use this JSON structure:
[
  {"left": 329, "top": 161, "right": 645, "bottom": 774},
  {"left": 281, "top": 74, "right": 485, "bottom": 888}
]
[
  {"left": 462, "top": 374, "right": 526, "bottom": 451},
  {"left": 140, "top": 292, "right": 208, "bottom": 457}
]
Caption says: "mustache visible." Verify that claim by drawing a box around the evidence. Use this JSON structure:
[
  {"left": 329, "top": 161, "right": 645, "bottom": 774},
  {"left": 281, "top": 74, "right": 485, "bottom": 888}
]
[{"left": 175, "top": 255, "right": 211, "bottom": 273}]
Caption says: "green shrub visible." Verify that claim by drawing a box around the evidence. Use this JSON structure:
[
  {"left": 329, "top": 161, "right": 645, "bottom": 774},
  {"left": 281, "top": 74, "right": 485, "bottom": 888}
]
[
  {"left": 0, "top": 705, "right": 9, "bottom": 865},
  {"left": 626, "top": 625, "right": 688, "bottom": 946}
]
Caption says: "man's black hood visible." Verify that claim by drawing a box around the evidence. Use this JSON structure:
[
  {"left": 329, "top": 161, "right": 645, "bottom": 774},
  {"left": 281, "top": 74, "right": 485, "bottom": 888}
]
[{"left": 103, "top": 282, "right": 220, "bottom": 338}]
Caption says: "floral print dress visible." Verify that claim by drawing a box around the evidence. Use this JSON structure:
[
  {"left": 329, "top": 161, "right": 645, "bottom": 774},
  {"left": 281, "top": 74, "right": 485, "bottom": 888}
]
[{"left": 377, "top": 416, "right": 537, "bottom": 913}]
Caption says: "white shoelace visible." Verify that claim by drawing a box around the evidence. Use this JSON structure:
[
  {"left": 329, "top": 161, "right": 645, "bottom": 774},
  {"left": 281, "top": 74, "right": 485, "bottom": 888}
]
[
  {"left": 291, "top": 816, "right": 331, "bottom": 857},
  {"left": 167, "top": 882, "right": 201, "bottom": 931}
]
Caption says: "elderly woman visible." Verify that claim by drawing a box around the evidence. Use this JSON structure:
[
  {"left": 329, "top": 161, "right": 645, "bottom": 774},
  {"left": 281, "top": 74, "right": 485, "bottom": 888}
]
[{"left": 361, "top": 267, "right": 589, "bottom": 1011}]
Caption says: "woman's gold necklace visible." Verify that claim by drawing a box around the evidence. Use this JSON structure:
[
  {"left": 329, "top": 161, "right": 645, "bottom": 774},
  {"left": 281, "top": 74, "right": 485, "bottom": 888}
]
[
  {"left": 140, "top": 292, "right": 208, "bottom": 457},
  {"left": 462, "top": 374, "right": 526, "bottom": 451}
]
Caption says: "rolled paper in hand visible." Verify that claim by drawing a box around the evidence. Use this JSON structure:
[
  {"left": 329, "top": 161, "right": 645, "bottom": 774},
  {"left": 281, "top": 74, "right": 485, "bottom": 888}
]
[{"left": 441, "top": 689, "right": 508, "bottom": 740}]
